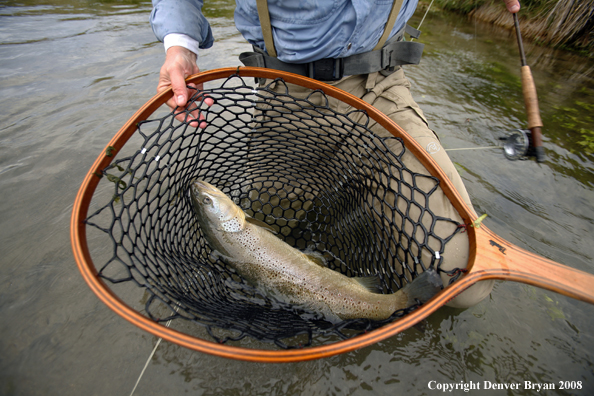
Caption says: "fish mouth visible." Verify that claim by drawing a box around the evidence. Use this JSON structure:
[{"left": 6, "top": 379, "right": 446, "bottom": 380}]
[
  {"left": 192, "top": 179, "right": 217, "bottom": 194},
  {"left": 190, "top": 179, "right": 221, "bottom": 208}
]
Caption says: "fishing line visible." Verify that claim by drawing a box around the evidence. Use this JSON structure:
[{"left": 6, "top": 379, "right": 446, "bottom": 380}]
[
  {"left": 474, "top": 1, "right": 478, "bottom": 53},
  {"left": 412, "top": 3, "right": 499, "bottom": 156},
  {"left": 411, "top": 0, "right": 434, "bottom": 41},
  {"left": 129, "top": 338, "right": 164, "bottom": 396},
  {"left": 445, "top": 146, "right": 500, "bottom": 151},
  {"left": 129, "top": 309, "right": 177, "bottom": 396}
]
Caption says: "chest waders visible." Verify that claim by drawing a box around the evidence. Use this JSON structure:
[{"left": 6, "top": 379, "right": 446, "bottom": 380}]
[{"left": 239, "top": 0, "right": 425, "bottom": 81}]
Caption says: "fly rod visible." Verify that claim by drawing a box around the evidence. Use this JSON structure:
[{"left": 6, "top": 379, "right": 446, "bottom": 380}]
[{"left": 513, "top": 12, "right": 545, "bottom": 163}]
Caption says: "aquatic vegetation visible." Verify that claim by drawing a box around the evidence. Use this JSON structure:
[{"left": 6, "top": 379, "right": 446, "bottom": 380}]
[
  {"left": 577, "top": 128, "right": 594, "bottom": 154},
  {"left": 551, "top": 101, "right": 594, "bottom": 157},
  {"left": 434, "top": 0, "right": 594, "bottom": 54},
  {"left": 543, "top": 295, "right": 565, "bottom": 321},
  {"left": 471, "top": 214, "right": 488, "bottom": 228}
]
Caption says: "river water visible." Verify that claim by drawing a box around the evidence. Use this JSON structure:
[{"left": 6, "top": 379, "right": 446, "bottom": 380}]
[{"left": 1, "top": 1, "right": 593, "bottom": 395}]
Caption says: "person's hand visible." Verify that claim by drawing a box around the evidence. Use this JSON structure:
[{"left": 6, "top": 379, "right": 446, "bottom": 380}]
[
  {"left": 504, "top": 0, "right": 520, "bottom": 13},
  {"left": 157, "top": 46, "right": 214, "bottom": 127}
]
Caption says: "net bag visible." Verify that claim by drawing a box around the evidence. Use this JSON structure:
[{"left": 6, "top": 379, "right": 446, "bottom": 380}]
[{"left": 72, "top": 68, "right": 472, "bottom": 362}]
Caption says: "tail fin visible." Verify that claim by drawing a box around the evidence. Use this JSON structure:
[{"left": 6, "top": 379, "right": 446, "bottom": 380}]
[{"left": 401, "top": 268, "right": 443, "bottom": 306}]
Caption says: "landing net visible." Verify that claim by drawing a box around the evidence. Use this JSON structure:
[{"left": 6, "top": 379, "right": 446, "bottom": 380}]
[{"left": 82, "top": 73, "right": 464, "bottom": 349}]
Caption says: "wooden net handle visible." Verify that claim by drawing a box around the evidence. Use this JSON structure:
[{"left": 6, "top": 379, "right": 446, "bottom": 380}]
[{"left": 468, "top": 227, "right": 594, "bottom": 304}]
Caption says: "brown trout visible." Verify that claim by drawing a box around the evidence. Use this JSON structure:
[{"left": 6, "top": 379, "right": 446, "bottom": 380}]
[{"left": 190, "top": 179, "right": 442, "bottom": 322}]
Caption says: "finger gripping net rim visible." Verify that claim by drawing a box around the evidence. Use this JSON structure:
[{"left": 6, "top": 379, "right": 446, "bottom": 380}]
[{"left": 84, "top": 74, "right": 462, "bottom": 349}]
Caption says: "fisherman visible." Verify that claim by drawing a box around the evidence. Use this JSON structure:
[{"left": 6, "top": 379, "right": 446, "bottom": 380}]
[{"left": 149, "top": 0, "right": 521, "bottom": 308}]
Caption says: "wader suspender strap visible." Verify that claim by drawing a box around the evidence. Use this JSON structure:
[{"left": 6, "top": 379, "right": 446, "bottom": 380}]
[
  {"left": 374, "top": 0, "right": 405, "bottom": 50},
  {"left": 256, "top": 0, "right": 277, "bottom": 57},
  {"left": 242, "top": 0, "right": 424, "bottom": 80},
  {"left": 256, "top": 0, "right": 405, "bottom": 57}
]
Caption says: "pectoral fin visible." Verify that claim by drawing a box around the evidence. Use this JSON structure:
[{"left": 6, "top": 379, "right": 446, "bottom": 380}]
[
  {"left": 245, "top": 216, "right": 278, "bottom": 234},
  {"left": 305, "top": 251, "right": 327, "bottom": 268}
]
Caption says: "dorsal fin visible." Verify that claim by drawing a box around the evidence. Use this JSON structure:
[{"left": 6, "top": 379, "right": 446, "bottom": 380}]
[
  {"left": 245, "top": 216, "right": 278, "bottom": 234},
  {"left": 354, "top": 275, "right": 383, "bottom": 294}
]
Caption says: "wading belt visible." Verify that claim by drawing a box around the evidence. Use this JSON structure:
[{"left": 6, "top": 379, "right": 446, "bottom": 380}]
[{"left": 239, "top": 0, "right": 424, "bottom": 81}]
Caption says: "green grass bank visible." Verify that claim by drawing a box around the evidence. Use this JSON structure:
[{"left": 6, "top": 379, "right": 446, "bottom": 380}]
[{"left": 431, "top": 0, "right": 593, "bottom": 55}]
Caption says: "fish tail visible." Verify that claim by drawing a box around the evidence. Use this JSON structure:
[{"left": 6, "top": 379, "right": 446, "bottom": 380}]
[{"left": 401, "top": 268, "right": 443, "bottom": 307}]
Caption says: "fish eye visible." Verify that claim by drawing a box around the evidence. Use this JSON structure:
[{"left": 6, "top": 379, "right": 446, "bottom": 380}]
[{"left": 202, "top": 196, "right": 212, "bottom": 205}]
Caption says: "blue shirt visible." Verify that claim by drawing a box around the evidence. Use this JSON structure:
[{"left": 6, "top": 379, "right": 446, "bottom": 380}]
[{"left": 151, "top": 0, "right": 419, "bottom": 64}]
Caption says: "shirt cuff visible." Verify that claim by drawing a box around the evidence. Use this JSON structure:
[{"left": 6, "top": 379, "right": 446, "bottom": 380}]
[{"left": 163, "top": 34, "right": 201, "bottom": 58}]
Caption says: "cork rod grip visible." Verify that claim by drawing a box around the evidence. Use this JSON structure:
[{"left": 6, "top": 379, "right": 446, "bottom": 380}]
[{"left": 521, "top": 65, "right": 543, "bottom": 129}]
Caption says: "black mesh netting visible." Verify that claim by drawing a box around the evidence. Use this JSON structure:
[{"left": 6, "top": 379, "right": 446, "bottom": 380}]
[{"left": 85, "top": 74, "right": 464, "bottom": 348}]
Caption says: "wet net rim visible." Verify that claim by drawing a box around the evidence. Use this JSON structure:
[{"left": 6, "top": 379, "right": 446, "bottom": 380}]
[{"left": 71, "top": 67, "right": 482, "bottom": 363}]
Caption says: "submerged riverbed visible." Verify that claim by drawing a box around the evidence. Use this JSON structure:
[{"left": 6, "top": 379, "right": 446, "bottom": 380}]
[{"left": 1, "top": 1, "right": 593, "bottom": 395}]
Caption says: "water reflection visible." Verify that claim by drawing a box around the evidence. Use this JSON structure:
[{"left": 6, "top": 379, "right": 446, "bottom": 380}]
[{"left": 0, "top": 0, "right": 151, "bottom": 15}]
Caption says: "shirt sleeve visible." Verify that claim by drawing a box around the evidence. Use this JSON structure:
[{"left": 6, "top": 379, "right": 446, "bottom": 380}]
[
  {"left": 164, "top": 33, "right": 202, "bottom": 56},
  {"left": 150, "top": 0, "right": 214, "bottom": 50}
]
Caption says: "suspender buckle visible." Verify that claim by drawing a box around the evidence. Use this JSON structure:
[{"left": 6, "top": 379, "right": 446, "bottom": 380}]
[
  {"left": 308, "top": 58, "right": 344, "bottom": 81},
  {"left": 381, "top": 47, "right": 393, "bottom": 70}
]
